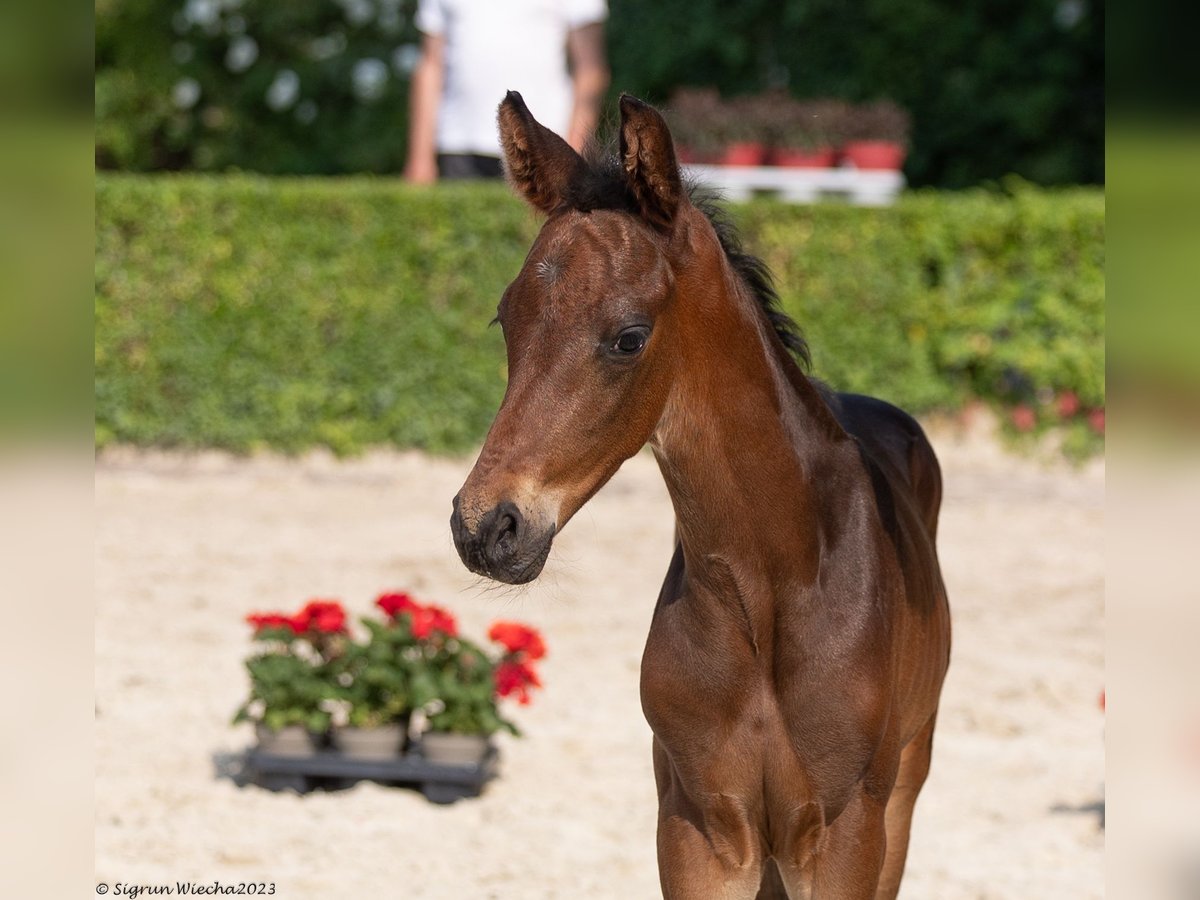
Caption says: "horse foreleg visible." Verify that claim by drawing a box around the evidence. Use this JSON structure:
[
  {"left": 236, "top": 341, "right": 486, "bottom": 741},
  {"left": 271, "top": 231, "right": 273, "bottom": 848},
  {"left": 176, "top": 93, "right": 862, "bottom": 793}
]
[
  {"left": 780, "top": 790, "right": 887, "bottom": 900},
  {"left": 653, "top": 739, "right": 766, "bottom": 900},
  {"left": 754, "top": 858, "right": 792, "bottom": 900},
  {"left": 874, "top": 714, "right": 938, "bottom": 900}
]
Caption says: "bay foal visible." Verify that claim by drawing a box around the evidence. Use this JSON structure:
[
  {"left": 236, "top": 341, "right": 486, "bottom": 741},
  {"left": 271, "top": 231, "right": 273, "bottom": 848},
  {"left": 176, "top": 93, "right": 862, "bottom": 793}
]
[{"left": 451, "top": 92, "right": 950, "bottom": 899}]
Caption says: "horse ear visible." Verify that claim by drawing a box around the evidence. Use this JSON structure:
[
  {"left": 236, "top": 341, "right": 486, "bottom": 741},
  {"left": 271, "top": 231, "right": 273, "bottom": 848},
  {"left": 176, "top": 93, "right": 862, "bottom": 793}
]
[
  {"left": 619, "top": 94, "right": 683, "bottom": 230},
  {"left": 497, "top": 91, "right": 587, "bottom": 215}
]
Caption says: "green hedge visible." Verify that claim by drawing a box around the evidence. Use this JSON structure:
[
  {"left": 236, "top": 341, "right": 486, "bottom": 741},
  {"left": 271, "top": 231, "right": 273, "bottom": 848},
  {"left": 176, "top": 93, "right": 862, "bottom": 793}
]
[{"left": 95, "top": 175, "right": 1104, "bottom": 455}]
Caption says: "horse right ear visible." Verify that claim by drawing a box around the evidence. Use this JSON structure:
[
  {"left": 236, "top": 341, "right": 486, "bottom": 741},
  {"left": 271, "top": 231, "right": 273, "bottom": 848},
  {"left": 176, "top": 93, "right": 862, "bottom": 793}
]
[
  {"left": 497, "top": 91, "right": 587, "bottom": 215},
  {"left": 618, "top": 94, "right": 683, "bottom": 231}
]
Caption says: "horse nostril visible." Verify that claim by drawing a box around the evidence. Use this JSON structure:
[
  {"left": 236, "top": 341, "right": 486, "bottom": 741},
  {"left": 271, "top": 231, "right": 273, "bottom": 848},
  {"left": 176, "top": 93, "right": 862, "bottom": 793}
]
[
  {"left": 494, "top": 512, "right": 518, "bottom": 552},
  {"left": 486, "top": 504, "right": 522, "bottom": 561},
  {"left": 496, "top": 513, "right": 516, "bottom": 549}
]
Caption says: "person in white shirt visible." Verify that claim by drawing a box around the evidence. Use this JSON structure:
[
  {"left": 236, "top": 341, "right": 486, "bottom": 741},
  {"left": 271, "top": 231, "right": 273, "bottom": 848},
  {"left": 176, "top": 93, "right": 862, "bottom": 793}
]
[{"left": 404, "top": 0, "right": 609, "bottom": 183}]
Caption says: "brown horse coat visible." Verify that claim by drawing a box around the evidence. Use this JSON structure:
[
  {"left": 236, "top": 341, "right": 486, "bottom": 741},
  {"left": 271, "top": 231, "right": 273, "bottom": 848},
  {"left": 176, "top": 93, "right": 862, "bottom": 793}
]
[{"left": 451, "top": 92, "right": 951, "bottom": 900}]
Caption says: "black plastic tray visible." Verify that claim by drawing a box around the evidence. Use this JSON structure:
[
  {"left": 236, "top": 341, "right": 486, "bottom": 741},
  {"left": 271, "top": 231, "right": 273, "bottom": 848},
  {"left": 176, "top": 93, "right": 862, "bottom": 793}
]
[{"left": 242, "top": 746, "right": 499, "bottom": 804}]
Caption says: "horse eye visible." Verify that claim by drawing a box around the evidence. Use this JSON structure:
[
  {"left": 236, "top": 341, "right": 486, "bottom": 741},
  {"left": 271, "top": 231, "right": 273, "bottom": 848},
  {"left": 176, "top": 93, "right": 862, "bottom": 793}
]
[{"left": 611, "top": 326, "right": 650, "bottom": 356}]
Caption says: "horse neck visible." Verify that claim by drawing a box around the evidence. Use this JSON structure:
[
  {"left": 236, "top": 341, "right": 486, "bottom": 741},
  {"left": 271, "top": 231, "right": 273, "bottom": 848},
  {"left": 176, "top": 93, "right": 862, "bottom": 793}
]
[{"left": 650, "top": 219, "right": 849, "bottom": 589}]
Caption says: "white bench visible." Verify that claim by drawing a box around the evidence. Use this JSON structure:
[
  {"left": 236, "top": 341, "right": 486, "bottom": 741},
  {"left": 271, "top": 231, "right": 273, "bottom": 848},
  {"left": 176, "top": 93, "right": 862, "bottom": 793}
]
[{"left": 684, "top": 164, "right": 905, "bottom": 206}]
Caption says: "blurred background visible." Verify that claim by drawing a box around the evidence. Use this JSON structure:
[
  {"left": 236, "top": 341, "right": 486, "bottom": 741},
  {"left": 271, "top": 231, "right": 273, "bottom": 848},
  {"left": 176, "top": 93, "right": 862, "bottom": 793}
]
[
  {"left": 94, "top": 0, "right": 1102, "bottom": 187},
  {"left": 91, "top": 0, "right": 1106, "bottom": 460}
]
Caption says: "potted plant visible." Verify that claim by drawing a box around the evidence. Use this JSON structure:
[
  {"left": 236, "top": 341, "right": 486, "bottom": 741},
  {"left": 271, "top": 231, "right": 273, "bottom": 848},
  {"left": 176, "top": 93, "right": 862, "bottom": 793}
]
[
  {"left": 234, "top": 600, "right": 348, "bottom": 756},
  {"left": 371, "top": 592, "right": 483, "bottom": 763},
  {"left": 840, "top": 100, "right": 911, "bottom": 171},
  {"left": 770, "top": 98, "right": 846, "bottom": 168},
  {"left": 326, "top": 594, "right": 423, "bottom": 759},
  {"left": 418, "top": 619, "right": 547, "bottom": 767},
  {"left": 715, "top": 94, "right": 770, "bottom": 167},
  {"left": 664, "top": 87, "right": 725, "bottom": 164},
  {"left": 666, "top": 89, "right": 775, "bottom": 166},
  {"left": 234, "top": 592, "right": 549, "bottom": 770}
]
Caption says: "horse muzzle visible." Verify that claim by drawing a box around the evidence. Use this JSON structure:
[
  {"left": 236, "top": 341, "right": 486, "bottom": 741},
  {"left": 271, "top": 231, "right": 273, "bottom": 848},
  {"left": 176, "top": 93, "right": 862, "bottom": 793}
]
[{"left": 450, "top": 495, "right": 556, "bottom": 585}]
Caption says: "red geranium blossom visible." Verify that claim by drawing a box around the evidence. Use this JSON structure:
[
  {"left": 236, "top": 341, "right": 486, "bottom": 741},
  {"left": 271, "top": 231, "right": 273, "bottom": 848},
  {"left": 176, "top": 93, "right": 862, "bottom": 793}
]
[
  {"left": 376, "top": 591, "right": 421, "bottom": 619},
  {"left": 1010, "top": 404, "right": 1036, "bottom": 433},
  {"left": 246, "top": 612, "right": 303, "bottom": 635},
  {"left": 494, "top": 659, "right": 542, "bottom": 705},
  {"left": 1056, "top": 390, "right": 1080, "bottom": 418},
  {"left": 410, "top": 604, "right": 458, "bottom": 640},
  {"left": 294, "top": 599, "right": 347, "bottom": 634},
  {"left": 487, "top": 621, "right": 546, "bottom": 661}
]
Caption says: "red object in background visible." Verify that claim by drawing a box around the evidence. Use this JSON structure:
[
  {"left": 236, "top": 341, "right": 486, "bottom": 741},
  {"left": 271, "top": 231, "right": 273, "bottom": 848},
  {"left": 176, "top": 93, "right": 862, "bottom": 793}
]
[
  {"left": 488, "top": 621, "right": 547, "bottom": 661},
  {"left": 771, "top": 146, "right": 837, "bottom": 168},
  {"left": 409, "top": 604, "right": 458, "bottom": 640},
  {"left": 246, "top": 612, "right": 302, "bottom": 635},
  {"left": 675, "top": 144, "right": 706, "bottom": 165},
  {"left": 494, "top": 659, "right": 542, "bottom": 705},
  {"left": 247, "top": 599, "right": 348, "bottom": 636},
  {"left": 376, "top": 591, "right": 420, "bottom": 618},
  {"left": 296, "top": 599, "right": 347, "bottom": 634},
  {"left": 1011, "top": 404, "right": 1037, "bottom": 433},
  {"left": 1056, "top": 390, "right": 1081, "bottom": 418},
  {"left": 374, "top": 590, "right": 457, "bottom": 639},
  {"left": 1088, "top": 408, "right": 1105, "bottom": 435},
  {"left": 841, "top": 140, "right": 906, "bottom": 171},
  {"left": 719, "top": 142, "right": 768, "bottom": 166}
]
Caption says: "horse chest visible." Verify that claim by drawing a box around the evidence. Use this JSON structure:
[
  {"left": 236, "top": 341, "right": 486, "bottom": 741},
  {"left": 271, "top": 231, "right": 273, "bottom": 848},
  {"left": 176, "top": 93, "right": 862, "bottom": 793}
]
[{"left": 640, "top": 599, "right": 885, "bottom": 815}]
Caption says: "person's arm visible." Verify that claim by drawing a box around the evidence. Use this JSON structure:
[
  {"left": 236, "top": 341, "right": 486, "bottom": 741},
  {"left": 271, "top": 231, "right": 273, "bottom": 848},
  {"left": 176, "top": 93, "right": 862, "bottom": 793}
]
[
  {"left": 564, "top": 22, "right": 609, "bottom": 153},
  {"left": 404, "top": 32, "right": 445, "bottom": 184}
]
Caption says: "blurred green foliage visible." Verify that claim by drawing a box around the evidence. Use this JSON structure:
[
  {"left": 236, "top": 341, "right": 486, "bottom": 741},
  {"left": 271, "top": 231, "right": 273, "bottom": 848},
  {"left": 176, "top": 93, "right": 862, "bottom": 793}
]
[
  {"left": 95, "top": 176, "right": 529, "bottom": 453},
  {"left": 0, "top": 119, "right": 93, "bottom": 445},
  {"left": 95, "top": 175, "right": 1104, "bottom": 456},
  {"left": 737, "top": 183, "right": 1106, "bottom": 457},
  {"left": 95, "top": 0, "right": 418, "bottom": 173},
  {"left": 94, "top": 0, "right": 1100, "bottom": 188},
  {"left": 1, "top": 0, "right": 93, "bottom": 446},
  {"left": 610, "top": 0, "right": 1103, "bottom": 189},
  {"left": 1108, "top": 125, "right": 1200, "bottom": 391}
]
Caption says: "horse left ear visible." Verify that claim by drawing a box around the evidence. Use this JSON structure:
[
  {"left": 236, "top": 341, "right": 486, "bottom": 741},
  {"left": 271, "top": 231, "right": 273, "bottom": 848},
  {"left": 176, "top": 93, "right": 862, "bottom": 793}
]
[{"left": 619, "top": 94, "right": 683, "bottom": 231}]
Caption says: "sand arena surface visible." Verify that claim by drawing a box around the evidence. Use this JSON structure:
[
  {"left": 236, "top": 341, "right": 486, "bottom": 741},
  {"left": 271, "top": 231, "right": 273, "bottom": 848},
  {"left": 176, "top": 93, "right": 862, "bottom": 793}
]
[{"left": 95, "top": 422, "right": 1103, "bottom": 898}]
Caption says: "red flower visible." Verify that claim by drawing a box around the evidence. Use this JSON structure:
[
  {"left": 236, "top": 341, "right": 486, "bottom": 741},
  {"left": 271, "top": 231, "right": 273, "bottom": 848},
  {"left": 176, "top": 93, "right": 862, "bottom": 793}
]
[
  {"left": 1010, "top": 404, "right": 1037, "bottom": 433},
  {"left": 494, "top": 659, "right": 542, "bottom": 705},
  {"left": 246, "top": 612, "right": 301, "bottom": 635},
  {"left": 488, "top": 621, "right": 547, "bottom": 661},
  {"left": 410, "top": 604, "right": 458, "bottom": 640},
  {"left": 376, "top": 591, "right": 421, "bottom": 619},
  {"left": 1088, "top": 407, "right": 1105, "bottom": 435},
  {"left": 1056, "top": 390, "right": 1080, "bottom": 418},
  {"left": 294, "top": 599, "right": 347, "bottom": 634}
]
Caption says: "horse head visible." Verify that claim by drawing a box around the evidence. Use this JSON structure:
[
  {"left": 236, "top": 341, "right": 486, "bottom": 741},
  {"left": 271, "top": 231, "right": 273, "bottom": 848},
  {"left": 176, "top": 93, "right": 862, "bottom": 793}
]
[{"left": 450, "top": 92, "right": 696, "bottom": 584}]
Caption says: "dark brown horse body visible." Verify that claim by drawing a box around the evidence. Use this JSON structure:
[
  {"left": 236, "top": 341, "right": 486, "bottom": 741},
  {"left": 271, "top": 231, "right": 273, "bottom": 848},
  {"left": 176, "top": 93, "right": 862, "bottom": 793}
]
[{"left": 451, "top": 92, "right": 950, "bottom": 899}]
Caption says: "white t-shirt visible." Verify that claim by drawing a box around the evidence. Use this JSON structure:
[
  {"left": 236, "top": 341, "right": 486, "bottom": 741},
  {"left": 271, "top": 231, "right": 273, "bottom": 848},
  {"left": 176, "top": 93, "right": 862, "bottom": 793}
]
[{"left": 416, "top": 0, "right": 607, "bottom": 156}]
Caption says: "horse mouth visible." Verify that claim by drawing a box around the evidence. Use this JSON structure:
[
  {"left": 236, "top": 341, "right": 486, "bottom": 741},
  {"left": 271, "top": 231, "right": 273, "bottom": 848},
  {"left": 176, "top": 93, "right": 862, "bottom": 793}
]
[{"left": 485, "top": 537, "right": 553, "bottom": 585}]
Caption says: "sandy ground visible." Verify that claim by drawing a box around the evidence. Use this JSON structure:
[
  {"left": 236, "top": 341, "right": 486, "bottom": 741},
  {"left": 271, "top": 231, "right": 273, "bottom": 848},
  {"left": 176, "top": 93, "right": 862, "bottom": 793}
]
[{"left": 95, "top": 419, "right": 1104, "bottom": 898}]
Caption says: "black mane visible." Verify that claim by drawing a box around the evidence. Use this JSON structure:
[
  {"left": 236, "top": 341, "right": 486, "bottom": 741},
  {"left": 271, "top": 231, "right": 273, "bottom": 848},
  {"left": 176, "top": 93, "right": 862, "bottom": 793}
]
[{"left": 558, "top": 151, "right": 812, "bottom": 370}]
